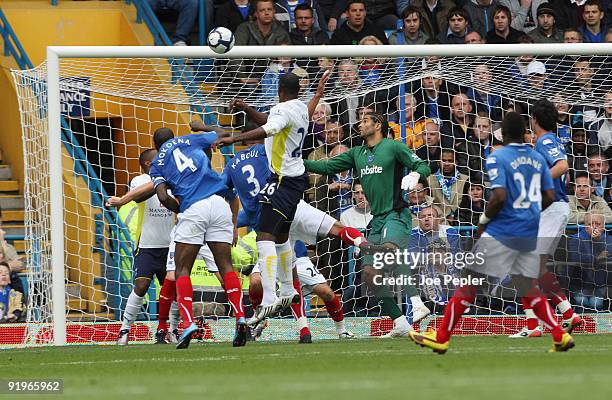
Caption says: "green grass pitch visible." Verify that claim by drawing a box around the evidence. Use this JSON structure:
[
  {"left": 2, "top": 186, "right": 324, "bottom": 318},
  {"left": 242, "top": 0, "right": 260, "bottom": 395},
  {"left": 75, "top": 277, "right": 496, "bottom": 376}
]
[{"left": 2, "top": 335, "right": 611, "bottom": 400}]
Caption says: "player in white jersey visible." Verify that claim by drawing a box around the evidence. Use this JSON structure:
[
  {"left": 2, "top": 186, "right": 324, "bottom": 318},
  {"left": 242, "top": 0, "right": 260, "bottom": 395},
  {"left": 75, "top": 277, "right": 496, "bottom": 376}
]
[
  {"left": 215, "top": 72, "right": 324, "bottom": 325},
  {"left": 117, "top": 149, "right": 175, "bottom": 345}
]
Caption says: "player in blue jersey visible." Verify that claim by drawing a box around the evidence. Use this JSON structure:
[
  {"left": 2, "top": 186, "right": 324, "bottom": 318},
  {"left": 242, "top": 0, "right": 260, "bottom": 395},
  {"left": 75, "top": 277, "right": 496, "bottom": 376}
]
[
  {"left": 511, "top": 99, "right": 581, "bottom": 337},
  {"left": 409, "top": 112, "right": 575, "bottom": 354},
  {"left": 147, "top": 127, "right": 248, "bottom": 349}
]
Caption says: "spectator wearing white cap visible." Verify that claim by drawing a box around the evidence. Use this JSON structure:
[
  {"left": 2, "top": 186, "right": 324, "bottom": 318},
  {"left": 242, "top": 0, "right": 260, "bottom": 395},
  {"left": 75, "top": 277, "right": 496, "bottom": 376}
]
[
  {"left": 526, "top": 60, "right": 547, "bottom": 90},
  {"left": 529, "top": 3, "right": 563, "bottom": 42}
]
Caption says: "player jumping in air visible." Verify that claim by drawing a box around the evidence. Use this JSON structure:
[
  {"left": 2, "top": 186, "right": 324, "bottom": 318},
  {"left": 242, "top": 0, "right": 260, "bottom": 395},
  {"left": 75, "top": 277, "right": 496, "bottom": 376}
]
[
  {"left": 304, "top": 112, "right": 432, "bottom": 338},
  {"left": 214, "top": 72, "right": 336, "bottom": 326},
  {"left": 509, "top": 99, "right": 582, "bottom": 338},
  {"left": 116, "top": 149, "right": 175, "bottom": 345},
  {"left": 148, "top": 127, "right": 247, "bottom": 349},
  {"left": 409, "top": 112, "right": 574, "bottom": 353},
  {"left": 191, "top": 121, "right": 367, "bottom": 342}
]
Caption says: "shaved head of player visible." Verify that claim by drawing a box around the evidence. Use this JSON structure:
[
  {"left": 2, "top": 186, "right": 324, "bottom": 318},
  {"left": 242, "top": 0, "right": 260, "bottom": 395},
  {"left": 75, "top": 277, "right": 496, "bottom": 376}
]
[
  {"left": 153, "top": 127, "right": 174, "bottom": 150},
  {"left": 501, "top": 112, "right": 526, "bottom": 145},
  {"left": 277, "top": 72, "right": 301, "bottom": 103},
  {"left": 139, "top": 148, "right": 157, "bottom": 174}
]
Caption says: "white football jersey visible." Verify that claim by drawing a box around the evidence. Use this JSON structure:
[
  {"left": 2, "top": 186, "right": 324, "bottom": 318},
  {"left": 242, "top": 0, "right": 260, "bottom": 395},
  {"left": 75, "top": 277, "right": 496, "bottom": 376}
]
[
  {"left": 262, "top": 99, "right": 308, "bottom": 177},
  {"left": 129, "top": 174, "right": 175, "bottom": 248}
]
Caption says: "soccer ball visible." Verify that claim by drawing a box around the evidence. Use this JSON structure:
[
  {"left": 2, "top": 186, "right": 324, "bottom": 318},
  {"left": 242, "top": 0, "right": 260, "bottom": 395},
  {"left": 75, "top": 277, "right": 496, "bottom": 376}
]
[{"left": 207, "top": 27, "right": 235, "bottom": 54}]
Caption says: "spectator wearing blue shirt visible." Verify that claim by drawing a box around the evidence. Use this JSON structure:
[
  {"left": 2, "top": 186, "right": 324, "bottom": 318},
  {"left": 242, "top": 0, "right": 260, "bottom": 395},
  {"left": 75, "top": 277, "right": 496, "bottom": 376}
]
[
  {"left": 408, "top": 206, "right": 462, "bottom": 306},
  {"left": 567, "top": 213, "right": 612, "bottom": 311},
  {"left": 587, "top": 152, "right": 611, "bottom": 198},
  {"left": 579, "top": 0, "right": 608, "bottom": 43},
  {"left": 467, "top": 63, "right": 502, "bottom": 121}
]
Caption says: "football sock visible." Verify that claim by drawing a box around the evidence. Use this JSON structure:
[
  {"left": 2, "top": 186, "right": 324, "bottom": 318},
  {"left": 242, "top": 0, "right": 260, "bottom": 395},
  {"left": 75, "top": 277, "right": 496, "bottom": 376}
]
[
  {"left": 523, "top": 288, "right": 564, "bottom": 342},
  {"left": 380, "top": 297, "right": 403, "bottom": 320},
  {"left": 275, "top": 240, "right": 295, "bottom": 297},
  {"left": 437, "top": 285, "right": 476, "bottom": 343},
  {"left": 248, "top": 285, "right": 263, "bottom": 309},
  {"left": 334, "top": 319, "right": 348, "bottom": 335},
  {"left": 338, "top": 226, "right": 366, "bottom": 247},
  {"left": 525, "top": 308, "right": 539, "bottom": 330},
  {"left": 290, "top": 279, "right": 306, "bottom": 320},
  {"left": 410, "top": 295, "right": 426, "bottom": 309},
  {"left": 157, "top": 278, "right": 176, "bottom": 331},
  {"left": 257, "top": 240, "right": 278, "bottom": 305},
  {"left": 175, "top": 276, "right": 194, "bottom": 327},
  {"left": 324, "top": 296, "right": 344, "bottom": 322},
  {"left": 169, "top": 301, "right": 180, "bottom": 332},
  {"left": 223, "top": 271, "right": 245, "bottom": 320},
  {"left": 121, "top": 290, "right": 144, "bottom": 331},
  {"left": 539, "top": 271, "right": 574, "bottom": 319}
]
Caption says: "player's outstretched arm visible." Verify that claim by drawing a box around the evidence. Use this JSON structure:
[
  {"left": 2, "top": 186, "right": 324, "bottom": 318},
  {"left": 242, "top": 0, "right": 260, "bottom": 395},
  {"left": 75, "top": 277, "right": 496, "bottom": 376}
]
[
  {"left": 394, "top": 142, "right": 431, "bottom": 190},
  {"left": 189, "top": 120, "right": 231, "bottom": 138},
  {"left": 213, "top": 127, "right": 268, "bottom": 149},
  {"left": 304, "top": 148, "right": 355, "bottom": 175},
  {"left": 307, "top": 70, "right": 330, "bottom": 119},
  {"left": 230, "top": 99, "right": 268, "bottom": 126},
  {"left": 105, "top": 181, "right": 155, "bottom": 207},
  {"left": 155, "top": 182, "right": 180, "bottom": 214}
]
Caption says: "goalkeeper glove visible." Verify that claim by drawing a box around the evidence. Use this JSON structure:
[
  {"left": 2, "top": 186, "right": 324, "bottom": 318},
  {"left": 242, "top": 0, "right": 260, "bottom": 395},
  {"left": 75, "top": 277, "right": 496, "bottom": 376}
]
[{"left": 401, "top": 171, "right": 420, "bottom": 191}]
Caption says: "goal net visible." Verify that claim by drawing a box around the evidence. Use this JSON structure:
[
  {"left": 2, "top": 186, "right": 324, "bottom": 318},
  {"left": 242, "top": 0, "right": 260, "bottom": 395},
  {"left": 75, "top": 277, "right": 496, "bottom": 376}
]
[{"left": 8, "top": 44, "right": 612, "bottom": 346}]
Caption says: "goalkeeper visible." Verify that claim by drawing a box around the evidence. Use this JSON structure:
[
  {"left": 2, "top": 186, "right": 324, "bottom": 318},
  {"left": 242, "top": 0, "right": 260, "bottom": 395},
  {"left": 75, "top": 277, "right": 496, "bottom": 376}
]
[{"left": 304, "top": 112, "right": 432, "bottom": 337}]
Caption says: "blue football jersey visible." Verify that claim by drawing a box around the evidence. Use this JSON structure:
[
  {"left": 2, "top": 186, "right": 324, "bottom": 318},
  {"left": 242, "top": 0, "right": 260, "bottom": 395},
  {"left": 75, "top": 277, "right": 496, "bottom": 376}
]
[
  {"left": 485, "top": 143, "right": 554, "bottom": 250},
  {"left": 294, "top": 240, "right": 308, "bottom": 258},
  {"left": 222, "top": 144, "right": 270, "bottom": 217},
  {"left": 149, "top": 133, "right": 227, "bottom": 213},
  {"left": 534, "top": 132, "right": 568, "bottom": 202}
]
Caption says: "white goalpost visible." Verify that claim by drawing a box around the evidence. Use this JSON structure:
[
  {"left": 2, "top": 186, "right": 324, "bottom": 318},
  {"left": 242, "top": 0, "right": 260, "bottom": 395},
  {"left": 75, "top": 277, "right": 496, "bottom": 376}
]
[{"left": 9, "top": 43, "right": 612, "bottom": 347}]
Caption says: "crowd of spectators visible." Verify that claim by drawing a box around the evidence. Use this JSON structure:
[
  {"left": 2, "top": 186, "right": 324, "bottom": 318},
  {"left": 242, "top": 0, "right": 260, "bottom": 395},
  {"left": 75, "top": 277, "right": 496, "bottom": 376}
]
[{"left": 207, "top": 1, "right": 612, "bottom": 309}]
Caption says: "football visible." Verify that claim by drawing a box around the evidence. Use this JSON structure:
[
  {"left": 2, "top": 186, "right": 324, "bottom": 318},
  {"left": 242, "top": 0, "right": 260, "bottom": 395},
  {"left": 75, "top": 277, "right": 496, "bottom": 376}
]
[{"left": 207, "top": 27, "right": 235, "bottom": 54}]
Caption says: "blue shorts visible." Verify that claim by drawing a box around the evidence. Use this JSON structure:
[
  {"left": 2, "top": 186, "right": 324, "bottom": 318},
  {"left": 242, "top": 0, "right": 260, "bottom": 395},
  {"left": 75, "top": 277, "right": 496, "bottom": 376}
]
[{"left": 133, "top": 247, "right": 169, "bottom": 283}]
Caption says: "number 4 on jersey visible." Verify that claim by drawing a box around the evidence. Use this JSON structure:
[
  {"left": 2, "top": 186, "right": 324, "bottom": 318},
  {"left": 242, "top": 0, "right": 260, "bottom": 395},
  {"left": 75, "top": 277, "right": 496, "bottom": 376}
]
[{"left": 174, "top": 148, "right": 198, "bottom": 173}]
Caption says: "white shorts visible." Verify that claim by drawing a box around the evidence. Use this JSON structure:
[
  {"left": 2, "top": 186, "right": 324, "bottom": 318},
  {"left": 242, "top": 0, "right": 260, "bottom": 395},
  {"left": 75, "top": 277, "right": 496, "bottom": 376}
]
[
  {"left": 289, "top": 200, "right": 336, "bottom": 245},
  {"left": 295, "top": 256, "right": 327, "bottom": 295},
  {"left": 165, "top": 231, "right": 218, "bottom": 273},
  {"left": 251, "top": 256, "right": 326, "bottom": 294},
  {"left": 471, "top": 232, "right": 540, "bottom": 279},
  {"left": 536, "top": 201, "right": 570, "bottom": 256},
  {"left": 173, "top": 195, "right": 233, "bottom": 245}
]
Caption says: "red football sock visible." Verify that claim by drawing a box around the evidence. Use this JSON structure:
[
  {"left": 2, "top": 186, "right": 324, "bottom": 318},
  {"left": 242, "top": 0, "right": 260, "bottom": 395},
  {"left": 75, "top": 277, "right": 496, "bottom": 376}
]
[
  {"left": 223, "top": 271, "right": 245, "bottom": 320},
  {"left": 249, "top": 285, "right": 263, "bottom": 309},
  {"left": 324, "top": 295, "right": 344, "bottom": 322},
  {"left": 437, "top": 285, "right": 476, "bottom": 343},
  {"left": 539, "top": 271, "right": 574, "bottom": 319},
  {"left": 290, "top": 279, "right": 306, "bottom": 320},
  {"left": 521, "top": 302, "right": 539, "bottom": 330},
  {"left": 175, "top": 276, "right": 194, "bottom": 328},
  {"left": 338, "top": 226, "right": 366, "bottom": 247},
  {"left": 300, "top": 327, "right": 311, "bottom": 338},
  {"left": 523, "top": 288, "right": 564, "bottom": 342},
  {"left": 157, "top": 278, "right": 176, "bottom": 331}
]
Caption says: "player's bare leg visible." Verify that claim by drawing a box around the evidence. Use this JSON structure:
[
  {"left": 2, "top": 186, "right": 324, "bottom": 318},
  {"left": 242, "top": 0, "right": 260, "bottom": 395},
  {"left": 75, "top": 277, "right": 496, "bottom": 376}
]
[
  {"left": 174, "top": 242, "right": 201, "bottom": 349},
  {"left": 247, "top": 272, "right": 269, "bottom": 340},
  {"left": 209, "top": 241, "right": 248, "bottom": 347}
]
